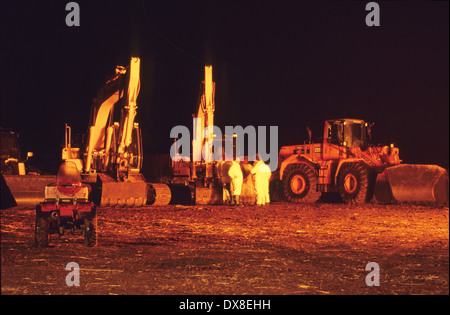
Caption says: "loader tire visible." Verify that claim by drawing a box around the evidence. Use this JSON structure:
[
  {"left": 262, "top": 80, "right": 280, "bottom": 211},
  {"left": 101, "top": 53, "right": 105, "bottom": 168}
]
[
  {"left": 83, "top": 214, "right": 97, "bottom": 247},
  {"left": 337, "top": 162, "right": 374, "bottom": 204},
  {"left": 35, "top": 210, "right": 50, "bottom": 247},
  {"left": 283, "top": 163, "right": 321, "bottom": 203}
]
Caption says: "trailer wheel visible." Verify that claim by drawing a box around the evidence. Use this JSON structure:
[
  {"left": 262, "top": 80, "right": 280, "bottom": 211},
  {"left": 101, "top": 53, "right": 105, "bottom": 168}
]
[
  {"left": 283, "top": 163, "right": 320, "bottom": 203},
  {"left": 337, "top": 162, "right": 373, "bottom": 204},
  {"left": 35, "top": 208, "right": 50, "bottom": 247},
  {"left": 83, "top": 213, "right": 97, "bottom": 247}
]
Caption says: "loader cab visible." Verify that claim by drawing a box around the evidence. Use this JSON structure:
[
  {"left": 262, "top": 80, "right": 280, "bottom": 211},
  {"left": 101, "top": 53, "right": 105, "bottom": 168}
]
[{"left": 326, "top": 119, "right": 372, "bottom": 150}]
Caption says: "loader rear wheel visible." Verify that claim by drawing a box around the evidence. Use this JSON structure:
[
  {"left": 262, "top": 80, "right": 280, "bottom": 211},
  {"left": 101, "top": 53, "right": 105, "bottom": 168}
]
[
  {"left": 337, "top": 162, "right": 374, "bottom": 204},
  {"left": 283, "top": 163, "right": 320, "bottom": 203},
  {"left": 35, "top": 210, "right": 50, "bottom": 247}
]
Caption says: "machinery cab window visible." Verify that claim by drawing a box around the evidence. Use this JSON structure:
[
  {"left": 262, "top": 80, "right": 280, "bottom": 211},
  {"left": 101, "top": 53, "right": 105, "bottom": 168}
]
[
  {"left": 327, "top": 121, "right": 344, "bottom": 146},
  {"left": 327, "top": 120, "right": 371, "bottom": 149},
  {"left": 344, "top": 122, "right": 364, "bottom": 148}
]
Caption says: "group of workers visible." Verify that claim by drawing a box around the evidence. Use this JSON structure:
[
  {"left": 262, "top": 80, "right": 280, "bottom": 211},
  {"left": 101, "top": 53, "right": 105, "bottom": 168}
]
[{"left": 227, "top": 157, "right": 272, "bottom": 206}]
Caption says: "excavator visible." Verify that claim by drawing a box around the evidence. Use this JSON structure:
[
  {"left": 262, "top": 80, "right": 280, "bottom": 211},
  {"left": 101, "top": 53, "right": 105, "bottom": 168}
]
[
  {"left": 171, "top": 65, "right": 256, "bottom": 204},
  {"left": 62, "top": 57, "right": 171, "bottom": 207}
]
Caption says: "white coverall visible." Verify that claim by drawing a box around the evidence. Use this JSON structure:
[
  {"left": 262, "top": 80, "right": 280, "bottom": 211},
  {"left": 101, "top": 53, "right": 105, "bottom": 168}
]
[
  {"left": 228, "top": 161, "right": 243, "bottom": 204},
  {"left": 251, "top": 160, "right": 272, "bottom": 205}
]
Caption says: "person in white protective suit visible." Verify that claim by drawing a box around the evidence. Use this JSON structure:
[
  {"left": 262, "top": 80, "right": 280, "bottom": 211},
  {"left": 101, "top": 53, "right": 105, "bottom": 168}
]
[
  {"left": 228, "top": 160, "right": 243, "bottom": 206},
  {"left": 251, "top": 159, "right": 272, "bottom": 206}
]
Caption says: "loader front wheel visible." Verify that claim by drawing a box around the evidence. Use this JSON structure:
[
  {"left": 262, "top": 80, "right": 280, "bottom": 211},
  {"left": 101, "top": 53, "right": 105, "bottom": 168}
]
[
  {"left": 337, "top": 162, "right": 373, "bottom": 204},
  {"left": 283, "top": 163, "right": 320, "bottom": 203}
]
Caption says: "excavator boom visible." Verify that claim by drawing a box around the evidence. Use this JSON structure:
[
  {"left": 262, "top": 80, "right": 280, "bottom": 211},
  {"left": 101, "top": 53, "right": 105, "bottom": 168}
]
[{"left": 171, "top": 65, "right": 257, "bottom": 205}]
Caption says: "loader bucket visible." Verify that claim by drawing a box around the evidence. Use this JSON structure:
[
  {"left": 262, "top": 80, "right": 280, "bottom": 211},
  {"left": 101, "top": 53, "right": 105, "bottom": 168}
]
[
  {"left": 374, "top": 164, "right": 449, "bottom": 203},
  {"left": 1, "top": 174, "right": 55, "bottom": 209}
]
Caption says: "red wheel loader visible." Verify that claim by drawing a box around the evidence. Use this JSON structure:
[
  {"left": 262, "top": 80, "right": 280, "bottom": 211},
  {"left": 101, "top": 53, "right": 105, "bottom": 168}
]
[{"left": 277, "top": 119, "right": 448, "bottom": 204}]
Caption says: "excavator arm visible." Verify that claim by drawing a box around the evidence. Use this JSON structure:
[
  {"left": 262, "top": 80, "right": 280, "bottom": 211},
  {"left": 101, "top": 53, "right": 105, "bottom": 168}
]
[
  {"left": 192, "top": 65, "right": 215, "bottom": 180},
  {"left": 117, "top": 57, "right": 140, "bottom": 156},
  {"left": 66, "top": 57, "right": 142, "bottom": 181}
]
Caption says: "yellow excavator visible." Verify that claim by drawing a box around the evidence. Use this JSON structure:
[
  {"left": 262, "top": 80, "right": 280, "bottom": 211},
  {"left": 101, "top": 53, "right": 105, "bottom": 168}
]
[
  {"left": 62, "top": 57, "right": 170, "bottom": 207},
  {"left": 171, "top": 65, "right": 257, "bottom": 204}
]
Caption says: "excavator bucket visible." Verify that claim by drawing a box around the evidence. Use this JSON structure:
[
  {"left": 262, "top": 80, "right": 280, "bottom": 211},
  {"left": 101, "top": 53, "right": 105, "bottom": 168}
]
[
  {"left": 95, "top": 173, "right": 171, "bottom": 207},
  {"left": 374, "top": 164, "right": 449, "bottom": 203},
  {"left": 1, "top": 174, "right": 55, "bottom": 209},
  {"left": 96, "top": 173, "right": 148, "bottom": 207}
]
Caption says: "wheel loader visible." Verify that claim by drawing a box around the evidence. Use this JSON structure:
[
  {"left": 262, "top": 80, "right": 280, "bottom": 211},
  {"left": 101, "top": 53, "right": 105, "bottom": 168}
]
[
  {"left": 277, "top": 119, "right": 448, "bottom": 204},
  {"left": 62, "top": 57, "right": 170, "bottom": 207}
]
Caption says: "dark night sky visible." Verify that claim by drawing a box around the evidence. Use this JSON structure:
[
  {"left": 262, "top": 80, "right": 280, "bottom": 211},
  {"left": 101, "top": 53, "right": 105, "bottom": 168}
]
[{"left": 1, "top": 0, "right": 448, "bottom": 172}]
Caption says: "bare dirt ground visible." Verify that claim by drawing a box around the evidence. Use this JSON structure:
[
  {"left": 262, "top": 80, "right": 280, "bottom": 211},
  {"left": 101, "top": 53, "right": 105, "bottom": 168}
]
[{"left": 1, "top": 202, "right": 448, "bottom": 295}]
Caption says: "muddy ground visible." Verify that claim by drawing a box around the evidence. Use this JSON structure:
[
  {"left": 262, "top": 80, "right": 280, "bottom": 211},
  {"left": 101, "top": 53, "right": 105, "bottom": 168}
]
[{"left": 1, "top": 202, "right": 448, "bottom": 295}]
